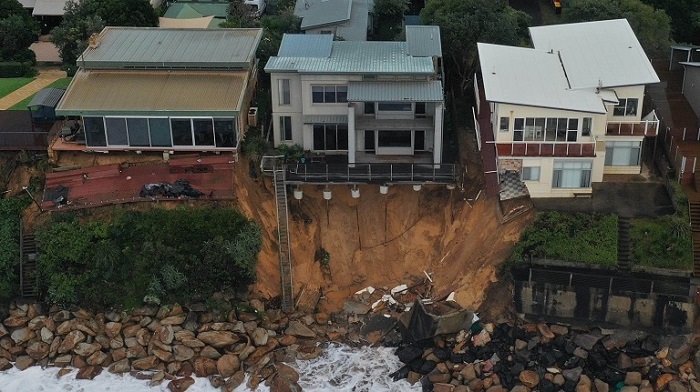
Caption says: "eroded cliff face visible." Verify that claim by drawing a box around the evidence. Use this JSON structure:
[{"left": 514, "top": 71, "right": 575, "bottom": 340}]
[{"left": 233, "top": 160, "right": 533, "bottom": 313}]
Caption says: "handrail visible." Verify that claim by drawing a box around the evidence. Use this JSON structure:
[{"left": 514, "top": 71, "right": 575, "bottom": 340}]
[{"left": 284, "top": 162, "right": 458, "bottom": 184}]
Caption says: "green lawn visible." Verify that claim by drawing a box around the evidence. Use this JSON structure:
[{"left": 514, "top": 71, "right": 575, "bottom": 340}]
[
  {"left": 8, "top": 78, "right": 72, "bottom": 110},
  {"left": 0, "top": 78, "right": 35, "bottom": 99}
]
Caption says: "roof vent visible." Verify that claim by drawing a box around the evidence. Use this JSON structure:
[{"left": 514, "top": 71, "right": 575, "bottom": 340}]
[{"left": 88, "top": 33, "right": 101, "bottom": 49}]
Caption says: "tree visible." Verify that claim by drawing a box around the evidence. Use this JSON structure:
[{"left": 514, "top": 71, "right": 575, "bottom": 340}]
[
  {"left": 563, "top": 0, "right": 671, "bottom": 57},
  {"left": 373, "top": 0, "right": 409, "bottom": 40},
  {"left": 421, "top": 0, "right": 531, "bottom": 94},
  {"left": 0, "top": 0, "right": 38, "bottom": 63},
  {"left": 51, "top": 0, "right": 157, "bottom": 66},
  {"left": 639, "top": 0, "right": 700, "bottom": 45}
]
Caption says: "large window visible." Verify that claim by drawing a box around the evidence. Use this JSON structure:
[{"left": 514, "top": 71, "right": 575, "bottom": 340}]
[
  {"left": 312, "top": 123, "right": 348, "bottom": 151},
  {"left": 378, "top": 130, "right": 412, "bottom": 147},
  {"left": 613, "top": 98, "right": 638, "bottom": 116},
  {"left": 377, "top": 102, "right": 412, "bottom": 112},
  {"left": 214, "top": 119, "right": 237, "bottom": 147},
  {"left": 280, "top": 116, "right": 292, "bottom": 141},
  {"left": 149, "top": 118, "right": 171, "bottom": 147},
  {"left": 171, "top": 119, "right": 193, "bottom": 146},
  {"left": 127, "top": 118, "right": 150, "bottom": 147},
  {"left": 105, "top": 117, "right": 128, "bottom": 146},
  {"left": 311, "top": 85, "right": 347, "bottom": 103},
  {"left": 84, "top": 117, "right": 106, "bottom": 147},
  {"left": 83, "top": 116, "right": 236, "bottom": 148},
  {"left": 364, "top": 130, "right": 375, "bottom": 151},
  {"left": 192, "top": 119, "right": 215, "bottom": 146},
  {"left": 605, "top": 141, "right": 641, "bottom": 166},
  {"left": 513, "top": 117, "right": 580, "bottom": 142},
  {"left": 552, "top": 161, "right": 592, "bottom": 188},
  {"left": 279, "top": 79, "right": 290, "bottom": 105}
]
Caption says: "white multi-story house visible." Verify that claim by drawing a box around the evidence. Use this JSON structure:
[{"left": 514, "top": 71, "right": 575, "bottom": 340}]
[
  {"left": 476, "top": 19, "right": 660, "bottom": 198},
  {"left": 265, "top": 26, "right": 445, "bottom": 165}
]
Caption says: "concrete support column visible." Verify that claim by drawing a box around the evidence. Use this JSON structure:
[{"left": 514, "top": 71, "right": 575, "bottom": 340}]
[
  {"left": 348, "top": 105, "right": 356, "bottom": 165},
  {"left": 433, "top": 103, "right": 444, "bottom": 165}
]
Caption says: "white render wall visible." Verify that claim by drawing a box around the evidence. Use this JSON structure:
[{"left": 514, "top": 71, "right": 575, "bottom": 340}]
[{"left": 520, "top": 155, "right": 605, "bottom": 198}]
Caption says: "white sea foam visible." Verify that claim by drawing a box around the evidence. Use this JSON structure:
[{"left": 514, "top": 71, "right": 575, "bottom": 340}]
[
  {"left": 0, "top": 344, "right": 414, "bottom": 392},
  {"left": 291, "top": 343, "right": 420, "bottom": 392}
]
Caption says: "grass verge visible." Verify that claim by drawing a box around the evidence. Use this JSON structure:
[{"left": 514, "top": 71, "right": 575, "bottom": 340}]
[
  {"left": 8, "top": 78, "right": 72, "bottom": 110},
  {"left": 0, "top": 78, "right": 35, "bottom": 99}
]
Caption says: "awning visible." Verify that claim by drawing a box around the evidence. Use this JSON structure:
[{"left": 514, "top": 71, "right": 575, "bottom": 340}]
[
  {"left": 28, "top": 88, "right": 65, "bottom": 108},
  {"left": 347, "top": 81, "right": 443, "bottom": 102},
  {"left": 56, "top": 69, "right": 249, "bottom": 116},
  {"left": 303, "top": 115, "right": 348, "bottom": 124},
  {"left": 598, "top": 89, "right": 618, "bottom": 104}
]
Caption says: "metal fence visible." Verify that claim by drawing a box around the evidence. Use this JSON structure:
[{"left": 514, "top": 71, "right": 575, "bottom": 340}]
[
  {"left": 513, "top": 266, "right": 691, "bottom": 299},
  {"left": 284, "top": 163, "right": 458, "bottom": 184}
]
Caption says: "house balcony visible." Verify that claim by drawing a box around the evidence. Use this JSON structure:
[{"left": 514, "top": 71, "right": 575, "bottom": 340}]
[
  {"left": 606, "top": 111, "right": 659, "bottom": 137},
  {"left": 495, "top": 141, "right": 596, "bottom": 157},
  {"left": 354, "top": 116, "right": 434, "bottom": 131}
]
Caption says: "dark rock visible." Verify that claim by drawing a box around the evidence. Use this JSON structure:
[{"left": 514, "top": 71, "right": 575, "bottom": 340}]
[
  {"left": 419, "top": 360, "right": 437, "bottom": 374},
  {"left": 389, "top": 365, "right": 410, "bottom": 381},
  {"left": 573, "top": 334, "right": 600, "bottom": 351},
  {"left": 168, "top": 377, "right": 195, "bottom": 392},
  {"left": 396, "top": 346, "right": 423, "bottom": 364},
  {"left": 76, "top": 366, "right": 102, "bottom": 380},
  {"left": 563, "top": 367, "right": 583, "bottom": 382}
]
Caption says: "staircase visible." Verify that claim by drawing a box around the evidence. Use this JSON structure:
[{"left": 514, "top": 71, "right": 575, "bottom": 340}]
[
  {"left": 273, "top": 169, "right": 294, "bottom": 312},
  {"left": 19, "top": 222, "right": 38, "bottom": 298},
  {"left": 690, "top": 202, "right": 700, "bottom": 277},
  {"left": 617, "top": 216, "right": 632, "bottom": 271}
]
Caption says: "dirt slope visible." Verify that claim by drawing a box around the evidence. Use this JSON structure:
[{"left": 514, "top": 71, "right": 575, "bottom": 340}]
[{"left": 233, "top": 160, "right": 533, "bottom": 313}]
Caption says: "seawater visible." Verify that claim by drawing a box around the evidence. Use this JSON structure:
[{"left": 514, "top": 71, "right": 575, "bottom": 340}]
[{"left": 0, "top": 344, "right": 418, "bottom": 392}]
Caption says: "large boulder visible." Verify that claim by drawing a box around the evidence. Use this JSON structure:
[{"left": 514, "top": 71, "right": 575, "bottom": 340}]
[
  {"left": 285, "top": 321, "right": 316, "bottom": 339},
  {"left": 168, "top": 376, "right": 195, "bottom": 392},
  {"left": 519, "top": 370, "right": 540, "bottom": 388},
  {"left": 216, "top": 354, "right": 241, "bottom": 378},
  {"left": 76, "top": 365, "right": 102, "bottom": 380},
  {"left": 73, "top": 342, "right": 101, "bottom": 357},
  {"left": 173, "top": 345, "right": 195, "bottom": 362},
  {"left": 10, "top": 327, "right": 36, "bottom": 345},
  {"left": 197, "top": 331, "right": 239, "bottom": 348},
  {"left": 108, "top": 358, "right": 130, "bottom": 373},
  {"left": 58, "top": 330, "right": 86, "bottom": 353},
  {"left": 193, "top": 357, "right": 218, "bottom": 377},
  {"left": 26, "top": 341, "right": 50, "bottom": 360},
  {"left": 104, "top": 322, "right": 122, "bottom": 339},
  {"left": 160, "top": 314, "right": 187, "bottom": 325},
  {"left": 132, "top": 355, "right": 160, "bottom": 370}
]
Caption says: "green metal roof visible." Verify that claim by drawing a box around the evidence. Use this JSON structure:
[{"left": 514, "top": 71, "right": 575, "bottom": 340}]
[
  {"left": 335, "top": 0, "right": 370, "bottom": 41},
  {"left": 80, "top": 27, "right": 263, "bottom": 69},
  {"left": 265, "top": 37, "right": 436, "bottom": 74},
  {"left": 405, "top": 26, "right": 442, "bottom": 57},
  {"left": 347, "top": 81, "right": 443, "bottom": 102},
  {"left": 163, "top": 2, "right": 229, "bottom": 18},
  {"left": 295, "top": 0, "right": 352, "bottom": 30}
]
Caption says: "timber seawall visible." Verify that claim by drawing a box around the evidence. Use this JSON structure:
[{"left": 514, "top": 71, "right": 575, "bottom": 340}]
[{"left": 512, "top": 260, "right": 697, "bottom": 332}]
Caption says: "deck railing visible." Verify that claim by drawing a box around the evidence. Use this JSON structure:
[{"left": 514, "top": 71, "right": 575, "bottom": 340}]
[
  {"left": 606, "top": 119, "right": 659, "bottom": 136},
  {"left": 284, "top": 163, "right": 458, "bottom": 184},
  {"left": 495, "top": 142, "right": 596, "bottom": 157}
]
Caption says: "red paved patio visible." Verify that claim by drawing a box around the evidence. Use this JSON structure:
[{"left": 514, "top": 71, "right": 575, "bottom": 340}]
[{"left": 42, "top": 155, "right": 236, "bottom": 210}]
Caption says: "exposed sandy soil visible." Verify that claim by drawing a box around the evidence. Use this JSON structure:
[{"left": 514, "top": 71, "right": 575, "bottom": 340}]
[
  {"left": 7, "top": 129, "right": 533, "bottom": 316},
  {"left": 234, "top": 129, "right": 534, "bottom": 313}
]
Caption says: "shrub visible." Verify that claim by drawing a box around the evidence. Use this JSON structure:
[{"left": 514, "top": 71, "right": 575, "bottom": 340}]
[
  {"left": 631, "top": 216, "right": 692, "bottom": 270},
  {"left": 509, "top": 211, "right": 618, "bottom": 266},
  {"left": 0, "top": 196, "right": 31, "bottom": 300},
  {"left": 36, "top": 207, "right": 262, "bottom": 308},
  {"left": 0, "top": 62, "right": 35, "bottom": 77}
]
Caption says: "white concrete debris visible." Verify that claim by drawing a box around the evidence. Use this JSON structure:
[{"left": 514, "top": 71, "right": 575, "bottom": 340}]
[
  {"left": 390, "top": 284, "right": 408, "bottom": 296},
  {"left": 354, "top": 286, "right": 375, "bottom": 296}
]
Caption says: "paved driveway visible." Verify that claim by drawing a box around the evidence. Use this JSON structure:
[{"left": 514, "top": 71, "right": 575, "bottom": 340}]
[{"left": 532, "top": 182, "right": 674, "bottom": 218}]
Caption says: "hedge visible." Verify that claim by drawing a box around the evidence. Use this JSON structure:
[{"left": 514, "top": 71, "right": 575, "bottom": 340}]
[{"left": 0, "top": 62, "right": 36, "bottom": 78}]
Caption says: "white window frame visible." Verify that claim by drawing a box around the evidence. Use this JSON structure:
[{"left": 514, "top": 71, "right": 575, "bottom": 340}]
[
  {"left": 552, "top": 160, "right": 593, "bottom": 189},
  {"left": 311, "top": 85, "right": 348, "bottom": 104},
  {"left": 278, "top": 79, "right": 290, "bottom": 105},
  {"left": 522, "top": 166, "right": 540, "bottom": 181},
  {"left": 613, "top": 98, "right": 639, "bottom": 117},
  {"left": 280, "top": 116, "right": 293, "bottom": 141}
]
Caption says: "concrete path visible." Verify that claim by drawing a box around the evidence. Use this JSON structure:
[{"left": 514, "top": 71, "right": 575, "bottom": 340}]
[{"left": 0, "top": 68, "right": 67, "bottom": 110}]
